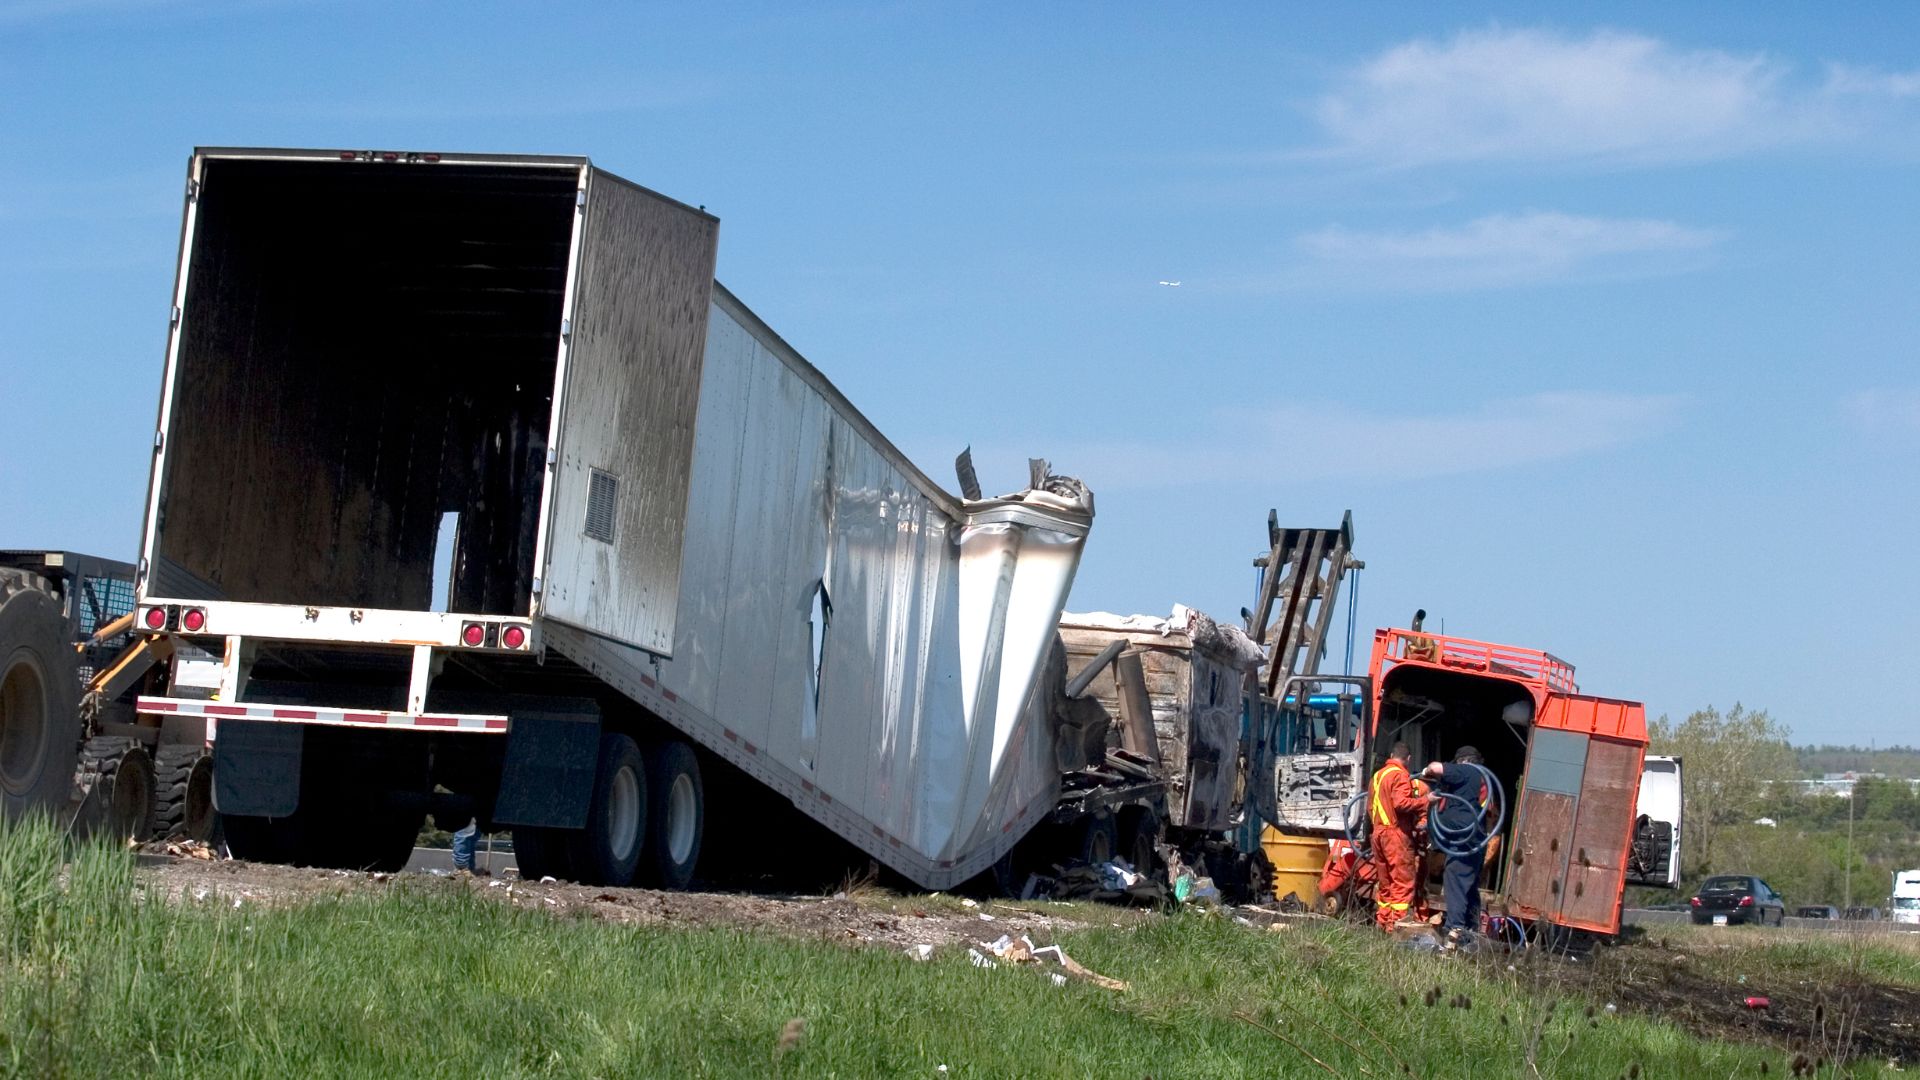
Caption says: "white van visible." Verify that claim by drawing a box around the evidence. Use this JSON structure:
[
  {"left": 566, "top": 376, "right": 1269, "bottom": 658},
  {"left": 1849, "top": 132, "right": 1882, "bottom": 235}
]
[{"left": 1894, "top": 869, "right": 1920, "bottom": 926}]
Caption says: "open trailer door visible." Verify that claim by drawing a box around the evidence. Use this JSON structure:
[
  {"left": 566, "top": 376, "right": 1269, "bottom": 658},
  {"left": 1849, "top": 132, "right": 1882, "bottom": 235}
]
[
  {"left": 1505, "top": 694, "right": 1647, "bottom": 934},
  {"left": 1258, "top": 674, "right": 1370, "bottom": 835}
]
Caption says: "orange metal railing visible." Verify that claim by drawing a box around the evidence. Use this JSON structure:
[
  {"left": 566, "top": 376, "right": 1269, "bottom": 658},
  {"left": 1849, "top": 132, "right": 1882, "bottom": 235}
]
[{"left": 1370, "top": 627, "right": 1578, "bottom": 695}]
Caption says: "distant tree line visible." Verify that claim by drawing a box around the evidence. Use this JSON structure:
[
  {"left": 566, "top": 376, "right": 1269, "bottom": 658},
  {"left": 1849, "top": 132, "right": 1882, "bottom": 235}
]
[{"left": 1794, "top": 744, "right": 1920, "bottom": 779}]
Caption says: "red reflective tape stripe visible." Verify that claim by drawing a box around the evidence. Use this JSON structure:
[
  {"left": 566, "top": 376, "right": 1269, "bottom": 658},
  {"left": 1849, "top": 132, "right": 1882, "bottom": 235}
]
[
  {"left": 640, "top": 675, "right": 655, "bottom": 688},
  {"left": 484, "top": 719, "right": 509, "bottom": 730},
  {"left": 141, "top": 700, "right": 179, "bottom": 712},
  {"left": 344, "top": 712, "right": 386, "bottom": 725},
  {"left": 888, "top": 836, "right": 901, "bottom": 848},
  {"left": 723, "top": 729, "right": 738, "bottom": 742},
  {"left": 873, "top": 826, "right": 884, "bottom": 838},
  {"left": 939, "top": 860, "right": 954, "bottom": 869},
  {"left": 414, "top": 715, "right": 459, "bottom": 727},
  {"left": 662, "top": 688, "right": 677, "bottom": 702},
  {"left": 272, "top": 709, "right": 317, "bottom": 720},
  {"left": 800, "top": 780, "right": 814, "bottom": 792},
  {"left": 819, "top": 793, "right": 831, "bottom": 804},
  {"left": 205, "top": 704, "right": 249, "bottom": 717},
  {"left": 743, "top": 742, "right": 757, "bottom": 755}
]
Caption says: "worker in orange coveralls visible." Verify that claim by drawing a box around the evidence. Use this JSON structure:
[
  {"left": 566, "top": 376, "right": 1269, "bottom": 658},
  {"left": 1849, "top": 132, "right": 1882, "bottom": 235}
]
[
  {"left": 1368, "top": 742, "right": 1429, "bottom": 931},
  {"left": 1317, "top": 837, "right": 1375, "bottom": 916}
]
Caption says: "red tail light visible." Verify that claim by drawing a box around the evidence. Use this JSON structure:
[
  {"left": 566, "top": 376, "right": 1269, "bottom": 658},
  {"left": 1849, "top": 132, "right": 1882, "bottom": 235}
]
[
  {"left": 461, "top": 623, "right": 485, "bottom": 647},
  {"left": 501, "top": 625, "right": 527, "bottom": 649},
  {"left": 143, "top": 607, "right": 167, "bottom": 630},
  {"left": 1739, "top": 895, "right": 1754, "bottom": 907},
  {"left": 180, "top": 608, "right": 206, "bottom": 632},
  {"left": 1690, "top": 896, "right": 1702, "bottom": 907}
]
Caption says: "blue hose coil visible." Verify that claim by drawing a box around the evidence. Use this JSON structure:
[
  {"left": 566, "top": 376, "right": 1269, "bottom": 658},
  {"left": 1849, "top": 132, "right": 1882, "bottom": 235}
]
[{"left": 1426, "top": 762, "right": 1506, "bottom": 858}]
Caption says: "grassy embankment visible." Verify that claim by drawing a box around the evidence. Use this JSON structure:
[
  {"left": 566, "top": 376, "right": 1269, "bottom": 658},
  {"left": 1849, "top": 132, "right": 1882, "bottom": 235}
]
[{"left": 1, "top": 816, "right": 1906, "bottom": 1078}]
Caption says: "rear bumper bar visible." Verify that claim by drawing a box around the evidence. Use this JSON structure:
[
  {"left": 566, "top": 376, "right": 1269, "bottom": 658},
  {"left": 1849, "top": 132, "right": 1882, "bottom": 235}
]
[{"left": 137, "top": 695, "right": 510, "bottom": 733}]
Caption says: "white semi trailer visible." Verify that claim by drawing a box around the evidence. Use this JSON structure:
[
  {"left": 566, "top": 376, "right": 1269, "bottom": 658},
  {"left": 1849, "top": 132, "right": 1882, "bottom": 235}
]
[{"left": 128, "top": 147, "right": 1095, "bottom": 889}]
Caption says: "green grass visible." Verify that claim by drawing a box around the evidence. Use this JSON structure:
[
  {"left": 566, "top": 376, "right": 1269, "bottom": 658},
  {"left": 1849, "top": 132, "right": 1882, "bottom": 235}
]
[
  {"left": 0, "top": 816, "right": 1889, "bottom": 1078},
  {"left": 1653, "top": 922, "right": 1920, "bottom": 988}
]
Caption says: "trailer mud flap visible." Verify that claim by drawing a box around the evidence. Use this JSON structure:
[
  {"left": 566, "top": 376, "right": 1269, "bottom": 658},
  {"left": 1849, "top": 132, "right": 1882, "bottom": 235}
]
[
  {"left": 491, "top": 704, "right": 600, "bottom": 828},
  {"left": 212, "top": 720, "right": 302, "bottom": 817}
]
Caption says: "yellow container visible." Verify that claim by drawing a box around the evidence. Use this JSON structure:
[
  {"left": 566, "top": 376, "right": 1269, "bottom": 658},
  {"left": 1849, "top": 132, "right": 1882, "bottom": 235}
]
[{"left": 1261, "top": 826, "right": 1328, "bottom": 905}]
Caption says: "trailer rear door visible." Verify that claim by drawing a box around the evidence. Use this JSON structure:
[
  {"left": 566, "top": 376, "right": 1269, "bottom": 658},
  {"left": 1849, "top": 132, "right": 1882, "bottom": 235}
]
[
  {"left": 537, "top": 170, "right": 719, "bottom": 656},
  {"left": 1505, "top": 694, "right": 1647, "bottom": 934}
]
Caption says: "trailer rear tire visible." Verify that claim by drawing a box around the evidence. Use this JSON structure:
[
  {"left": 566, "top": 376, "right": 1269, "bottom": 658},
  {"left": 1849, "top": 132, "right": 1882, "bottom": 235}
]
[
  {"left": 0, "top": 570, "right": 81, "bottom": 823},
  {"left": 511, "top": 827, "right": 572, "bottom": 882},
  {"left": 221, "top": 812, "right": 300, "bottom": 864},
  {"left": 316, "top": 802, "right": 424, "bottom": 873},
  {"left": 640, "top": 740, "right": 704, "bottom": 890},
  {"left": 565, "top": 733, "right": 647, "bottom": 887}
]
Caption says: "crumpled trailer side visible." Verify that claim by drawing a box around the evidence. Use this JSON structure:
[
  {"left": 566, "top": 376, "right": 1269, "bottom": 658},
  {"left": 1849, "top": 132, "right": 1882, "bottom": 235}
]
[{"left": 129, "top": 147, "right": 1091, "bottom": 889}]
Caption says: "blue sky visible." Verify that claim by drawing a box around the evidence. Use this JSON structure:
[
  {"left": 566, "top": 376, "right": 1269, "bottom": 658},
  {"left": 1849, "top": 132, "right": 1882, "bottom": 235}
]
[{"left": 3, "top": 2, "right": 1916, "bottom": 744}]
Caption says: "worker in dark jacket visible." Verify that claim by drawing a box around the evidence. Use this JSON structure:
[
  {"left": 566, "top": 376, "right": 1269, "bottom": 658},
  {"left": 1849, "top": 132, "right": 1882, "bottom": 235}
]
[{"left": 1424, "top": 746, "right": 1492, "bottom": 944}]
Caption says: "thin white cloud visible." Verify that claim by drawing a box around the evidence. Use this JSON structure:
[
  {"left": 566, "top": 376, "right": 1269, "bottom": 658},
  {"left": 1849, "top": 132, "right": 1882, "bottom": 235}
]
[
  {"left": 1290, "top": 211, "right": 1725, "bottom": 290},
  {"left": 1842, "top": 388, "right": 1920, "bottom": 437},
  {"left": 975, "top": 392, "right": 1681, "bottom": 492},
  {"left": 1313, "top": 27, "right": 1920, "bottom": 167}
]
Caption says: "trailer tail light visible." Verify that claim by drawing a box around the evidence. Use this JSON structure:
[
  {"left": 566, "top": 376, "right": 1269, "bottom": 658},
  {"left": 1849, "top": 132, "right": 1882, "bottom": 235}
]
[
  {"left": 1739, "top": 895, "right": 1754, "bottom": 907},
  {"left": 180, "top": 607, "right": 206, "bottom": 632},
  {"left": 1690, "top": 896, "right": 1702, "bottom": 907},
  {"left": 338, "top": 151, "right": 355, "bottom": 160},
  {"left": 501, "top": 625, "right": 527, "bottom": 650},
  {"left": 143, "top": 607, "right": 167, "bottom": 630},
  {"left": 461, "top": 622, "right": 485, "bottom": 647}
]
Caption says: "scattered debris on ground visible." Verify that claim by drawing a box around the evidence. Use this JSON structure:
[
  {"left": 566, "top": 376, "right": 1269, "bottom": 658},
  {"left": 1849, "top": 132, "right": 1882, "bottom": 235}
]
[{"left": 137, "top": 857, "right": 1111, "bottom": 952}]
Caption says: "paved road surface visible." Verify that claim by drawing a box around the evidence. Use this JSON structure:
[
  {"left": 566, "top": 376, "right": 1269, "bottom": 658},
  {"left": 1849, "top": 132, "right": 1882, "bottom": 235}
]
[{"left": 405, "top": 845, "right": 517, "bottom": 876}]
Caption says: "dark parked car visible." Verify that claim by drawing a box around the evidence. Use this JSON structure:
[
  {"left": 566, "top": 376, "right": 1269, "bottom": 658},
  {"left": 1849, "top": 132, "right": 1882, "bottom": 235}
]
[
  {"left": 1795, "top": 905, "right": 1842, "bottom": 920},
  {"left": 1691, "top": 875, "right": 1786, "bottom": 926}
]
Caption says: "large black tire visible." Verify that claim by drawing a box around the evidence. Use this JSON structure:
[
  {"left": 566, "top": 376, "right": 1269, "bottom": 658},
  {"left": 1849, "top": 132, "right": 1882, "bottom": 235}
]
[
  {"left": 1119, "top": 805, "right": 1161, "bottom": 874},
  {"left": 151, "top": 745, "right": 217, "bottom": 842},
  {"left": 640, "top": 740, "right": 704, "bottom": 890},
  {"left": 221, "top": 812, "right": 300, "bottom": 864},
  {"left": 322, "top": 802, "right": 424, "bottom": 873},
  {"left": 0, "top": 570, "right": 81, "bottom": 822},
  {"left": 220, "top": 729, "right": 424, "bottom": 872},
  {"left": 564, "top": 733, "right": 647, "bottom": 887},
  {"left": 74, "top": 736, "right": 154, "bottom": 843},
  {"left": 511, "top": 826, "right": 574, "bottom": 882},
  {"left": 1077, "top": 809, "right": 1119, "bottom": 867}
]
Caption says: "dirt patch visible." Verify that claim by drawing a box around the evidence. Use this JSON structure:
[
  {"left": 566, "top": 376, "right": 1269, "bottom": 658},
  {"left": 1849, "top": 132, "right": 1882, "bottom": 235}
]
[
  {"left": 138, "top": 856, "right": 1115, "bottom": 954},
  {"left": 1499, "top": 933, "right": 1920, "bottom": 1067}
]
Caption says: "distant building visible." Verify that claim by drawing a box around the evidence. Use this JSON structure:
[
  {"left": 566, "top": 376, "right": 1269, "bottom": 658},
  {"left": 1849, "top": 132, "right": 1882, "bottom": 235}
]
[{"left": 1793, "top": 771, "right": 1920, "bottom": 797}]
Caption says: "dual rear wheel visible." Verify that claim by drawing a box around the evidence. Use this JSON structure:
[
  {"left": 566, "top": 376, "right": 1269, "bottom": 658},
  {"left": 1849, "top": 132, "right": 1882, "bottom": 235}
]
[{"left": 513, "top": 734, "right": 704, "bottom": 889}]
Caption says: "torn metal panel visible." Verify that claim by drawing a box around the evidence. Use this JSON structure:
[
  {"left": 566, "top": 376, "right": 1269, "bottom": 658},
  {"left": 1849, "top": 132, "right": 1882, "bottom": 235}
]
[{"left": 1056, "top": 606, "right": 1263, "bottom": 830}]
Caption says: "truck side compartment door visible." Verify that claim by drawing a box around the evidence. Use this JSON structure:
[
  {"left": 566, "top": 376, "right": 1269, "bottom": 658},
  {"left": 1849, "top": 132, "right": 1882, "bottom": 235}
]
[{"left": 1506, "top": 695, "right": 1647, "bottom": 934}]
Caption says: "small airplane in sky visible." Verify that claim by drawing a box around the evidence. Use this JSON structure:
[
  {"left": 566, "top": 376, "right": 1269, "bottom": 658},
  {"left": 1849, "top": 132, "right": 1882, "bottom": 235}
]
[{"left": 1157, "top": 280, "right": 1182, "bottom": 287}]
